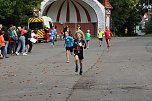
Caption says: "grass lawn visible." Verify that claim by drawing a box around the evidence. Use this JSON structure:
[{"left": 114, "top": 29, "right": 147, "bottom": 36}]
[{"left": 144, "top": 33, "right": 152, "bottom": 36}]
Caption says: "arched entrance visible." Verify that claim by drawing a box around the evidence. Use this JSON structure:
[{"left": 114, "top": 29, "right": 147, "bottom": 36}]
[{"left": 41, "top": 0, "right": 105, "bottom": 36}]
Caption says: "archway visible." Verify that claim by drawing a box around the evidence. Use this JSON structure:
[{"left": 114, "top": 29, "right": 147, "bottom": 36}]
[{"left": 41, "top": 0, "right": 105, "bottom": 36}]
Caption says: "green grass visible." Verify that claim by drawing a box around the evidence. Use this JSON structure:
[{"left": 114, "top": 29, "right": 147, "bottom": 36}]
[{"left": 144, "top": 33, "right": 152, "bottom": 36}]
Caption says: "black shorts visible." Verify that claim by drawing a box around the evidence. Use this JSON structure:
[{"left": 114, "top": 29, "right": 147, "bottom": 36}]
[
  {"left": 66, "top": 47, "right": 73, "bottom": 52},
  {"left": 98, "top": 38, "right": 103, "bottom": 41},
  {"left": 74, "top": 53, "right": 84, "bottom": 60},
  {"left": 106, "top": 39, "right": 111, "bottom": 42}
]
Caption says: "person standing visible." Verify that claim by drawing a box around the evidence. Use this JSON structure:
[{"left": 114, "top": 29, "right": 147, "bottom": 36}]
[
  {"left": 15, "top": 25, "right": 27, "bottom": 56},
  {"left": 104, "top": 27, "right": 112, "bottom": 49},
  {"left": 98, "top": 29, "right": 104, "bottom": 47},
  {"left": 44, "top": 26, "right": 50, "bottom": 42},
  {"left": 0, "top": 30, "right": 5, "bottom": 59},
  {"left": 3, "top": 28, "right": 10, "bottom": 58},
  {"left": 9, "top": 26, "right": 18, "bottom": 55},
  {"left": 0, "top": 24, "right": 2, "bottom": 30},
  {"left": 64, "top": 31, "right": 74, "bottom": 63},
  {"left": 125, "top": 27, "right": 128, "bottom": 36},
  {"left": 50, "top": 26, "right": 57, "bottom": 48},
  {"left": 25, "top": 30, "right": 38, "bottom": 53},
  {"left": 85, "top": 30, "right": 91, "bottom": 49},
  {"left": 25, "top": 29, "right": 32, "bottom": 53},
  {"left": 73, "top": 31, "right": 86, "bottom": 75},
  {"left": 0, "top": 25, "right": 9, "bottom": 58}
]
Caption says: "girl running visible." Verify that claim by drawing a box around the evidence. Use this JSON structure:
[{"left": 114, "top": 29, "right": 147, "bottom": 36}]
[
  {"left": 73, "top": 31, "right": 86, "bottom": 75},
  {"left": 85, "top": 30, "right": 91, "bottom": 49},
  {"left": 64, "top": 31, "right": 74, "bottom": 63}
]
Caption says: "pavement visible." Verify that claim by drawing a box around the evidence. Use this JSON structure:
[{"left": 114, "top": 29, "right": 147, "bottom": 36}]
[{"left": 0, "top": 37, "right": 152, "bottom": 101}]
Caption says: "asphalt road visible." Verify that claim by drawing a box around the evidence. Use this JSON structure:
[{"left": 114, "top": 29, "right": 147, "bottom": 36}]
[{"left": 0, "top": 37, "right": 152, "bottom": 101}]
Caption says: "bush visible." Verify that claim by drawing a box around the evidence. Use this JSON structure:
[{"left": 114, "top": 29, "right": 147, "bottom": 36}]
[{"left": 145, "top": 16, "right": 152, "bottom": 34}]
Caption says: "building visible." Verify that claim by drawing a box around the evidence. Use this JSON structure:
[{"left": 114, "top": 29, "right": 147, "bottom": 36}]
[
  {"left": 136, "top": 12, "right": 152, "bottom": 36},
  {"left": 40, "top": 0, "right": 112, "bottom": 36}
]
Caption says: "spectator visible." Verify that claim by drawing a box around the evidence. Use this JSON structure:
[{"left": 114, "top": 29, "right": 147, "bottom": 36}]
[
  {"left": 3, "top": 27, "right": 10, "bottom": 58},
  {"left": 44, "top": 26, "right": 50, "bottom": 42},
  {"left": 0, "top": 30, "right": 5, "bottom": 59},
  {"left": 9, "top": 26, "right": 18, "bottom": 55},
  {"left": 25, "top": 30, "right": 37, "bottom": 53},
  {"left": 15, "top": 25, "right": 27, "bottom": 56}
]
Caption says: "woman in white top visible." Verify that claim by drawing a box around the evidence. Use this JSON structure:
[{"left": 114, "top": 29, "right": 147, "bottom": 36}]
[{"left": 25, "top": 30, "right": 38, "bottom": 53}]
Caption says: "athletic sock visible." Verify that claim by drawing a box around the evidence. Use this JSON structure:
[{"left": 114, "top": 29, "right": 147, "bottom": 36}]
[
  {"left": 75, "top": 64, "right": 78, "bottom": 72},
  {"left": 79, "top": 67, "right": 83, "bottom": 75}
]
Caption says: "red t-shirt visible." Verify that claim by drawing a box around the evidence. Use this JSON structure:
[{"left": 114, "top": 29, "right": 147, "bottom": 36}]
[
  {"left": 105, "top": 29, "right": 111, "bottom": 39},
  {"left": 20, "top": 28, "right": 26, "bottom": 36}
]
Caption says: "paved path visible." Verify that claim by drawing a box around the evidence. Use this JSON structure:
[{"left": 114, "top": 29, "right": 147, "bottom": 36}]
[{"left": 0, "top": 37, "right": 152, "bottom": 101}]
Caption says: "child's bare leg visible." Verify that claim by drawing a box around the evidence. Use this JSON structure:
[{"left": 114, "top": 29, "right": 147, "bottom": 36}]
[
  {"left": 0, "top": 50, "right": 3, "bottom": 58},
  {"left": 66, "top": 50, "right": 70, "bottom": 63},
  {"left": 99, "top": 40, "right": 101, "bottom": 47},
  {"left": 79, "top": 59, "right": 83, "bottom": 75},
  {"left": 106, "top": 39, "right": 110, "bottom": 49},
  {"left": 26, "top": 44, "right": 29, "bottom": 53},
  {"left": 87, "top": 41, "right": 90, "bottom": 48},
  {"left": 107, "top": 39, "right": 110, "bottom": 47},
  {"left": 75, "top": 55, "right": 79, "bottom": 72}
]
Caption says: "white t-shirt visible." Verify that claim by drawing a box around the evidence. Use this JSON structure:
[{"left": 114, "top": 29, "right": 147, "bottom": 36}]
[
  {"left": 30, "top": 33, "right": 37, "bottom": 43},
  {"left": 31, "top": 32, "right": 36, "bottom": 38}
]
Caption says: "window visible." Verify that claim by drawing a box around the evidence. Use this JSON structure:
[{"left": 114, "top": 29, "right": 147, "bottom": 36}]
[{"left": 29, "top": 22, "right": 44, "bottom": 30}]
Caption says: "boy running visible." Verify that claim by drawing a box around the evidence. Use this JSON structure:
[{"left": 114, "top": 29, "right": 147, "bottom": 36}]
[
  {"left": 73, "top": 31, "right": 86, "bottom": 75},
  {"left": 98, "top": 29, "right": 104, "bottom": 47}
]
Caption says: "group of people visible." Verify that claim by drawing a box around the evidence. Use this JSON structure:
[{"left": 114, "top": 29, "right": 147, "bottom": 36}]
[
  {"left": 63, "top": 26, "right": 112, "bottom": 75},
  {"left": 84, "top": 27, "right": 112, "bottom": 49},
  {"left": 0, "top": 24, "right": 38, "bottom": 59},
  {"left": 0, "top": 24, "right": 112, "bottom": 75}
]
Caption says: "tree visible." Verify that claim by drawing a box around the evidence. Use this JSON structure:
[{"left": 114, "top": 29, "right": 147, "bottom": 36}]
[
  {"left": 100, "top": 0, "right": 152, "bottom": 36},
  {"left": 145, "top": 16, "right": 152, "bottom": 34},
  {"left": 109, "top": 0, "right": 140, "bottom": 36},
  {"left": 0, "top": 0, "right": 42, "bottom": 27},
  {"left": 0, "top": 0, "right": 16, "bottom": 19}
]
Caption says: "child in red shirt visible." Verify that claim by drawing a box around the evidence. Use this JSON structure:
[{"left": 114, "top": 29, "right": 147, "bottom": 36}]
[{"left": 104, "top": 27, "right": 112, "bottom": 49}]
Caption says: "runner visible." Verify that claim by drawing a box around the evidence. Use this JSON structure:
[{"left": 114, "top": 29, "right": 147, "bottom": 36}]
[
  {"left": 15, "top": 25, "right": 27, "bottom": 56},
  {"left": 64, "top": 31, "right": 74, "bottom": 63},
  {"left": 73, "top": 31, "right": 86, "bottom": 75},
  {"left": 104, "top": 27, "right": 112, "bottom": 49},
  {"left": 85, "top": 30, "right": 91, "bottom": 49},
  {"left": 98, "top": 28, "right": 104, "bottom": 47},
  {"left": 50, "top": 26, "right": 57, "bottom": 48}
]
